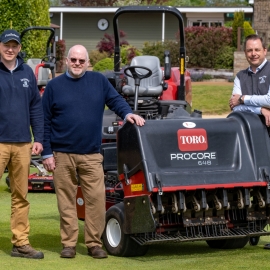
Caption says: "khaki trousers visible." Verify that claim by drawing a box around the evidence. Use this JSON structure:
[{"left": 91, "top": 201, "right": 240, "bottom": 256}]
[
  {"left": 53, "top": 152, "right": 105, "bottom": 248},
  {"left": 0, "top": 142, "right": 31, "bottom": 246}
]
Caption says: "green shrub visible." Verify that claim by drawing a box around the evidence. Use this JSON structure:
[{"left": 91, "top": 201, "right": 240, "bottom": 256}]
[
  {"left": 118, "top": 27, "right": 235, "bottom": 70},
  {"left": 89, "top": 50, "right": 109, "bottom": 66},
  {"left": 243, "top": 21, "right": 255, "bottom": 38},
  {"left": 120, "top": 45, "right": 142, "bottom": 65},
  {"left": 0, "top": 0, "right": 50, "bottom": 61},
  {"left": 184, "top": 26, "right": 233, "bottom": 69},
  {"left": 202, "top": 74, "right": 213, "bottom": 80},
  {"left": 142, "top": 40, "right": 179, "bottom": 66},
  {"left": 232, "top": 11, "right": 244, "bottom": 48},
  {"left": 224, "top": 21, "right": 233, "bottom": 27},
  {"left": 143, "top": 26, "right": 234, "bottom": 70},
  {"left": 96, "top": 31, "right": 129, "bottom": 57},
  {"left": 93, "top": 58, "right": 114, "bottom": 72},
  {"left": 214, "top": 45, "right": 235, "bottom": 69}
]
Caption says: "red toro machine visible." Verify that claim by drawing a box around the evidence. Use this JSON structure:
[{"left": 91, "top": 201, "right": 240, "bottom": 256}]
[
  {"left": 6, "top": 156, "right": 53, "bottom": 191},
  {"left": 27, "top": 158, "right": 54, "bottom": 191},
  {"left": 76, "top": 6, "right": 270, "bottom": 257}
]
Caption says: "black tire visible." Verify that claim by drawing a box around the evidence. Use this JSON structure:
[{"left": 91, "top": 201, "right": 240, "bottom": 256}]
[
  {"left": 102, "top": 202, "right": 148, "bottom": 257},
  {"left": 6, "top": 176, "right": 10, "bottom": 189},
  {"left": 206, "top": 237, "right": 249, "bottom": 249},
  {"left": 249, "top": 236, "right": 260, "bottom": 246}
]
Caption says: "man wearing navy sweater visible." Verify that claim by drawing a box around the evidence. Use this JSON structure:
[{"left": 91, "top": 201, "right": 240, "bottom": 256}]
[
  {"left": 42, "top": 44, "right": 144, "bottom": 259},
  {"left": 0, "top": 29, "right": 44, "bottom": 259}
]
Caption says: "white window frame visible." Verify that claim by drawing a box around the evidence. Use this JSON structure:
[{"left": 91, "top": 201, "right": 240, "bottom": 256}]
[{"left": 187, "top": 13, "right": 224, "bottom": 28}]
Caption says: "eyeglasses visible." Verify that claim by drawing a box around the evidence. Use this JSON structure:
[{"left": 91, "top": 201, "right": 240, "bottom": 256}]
[{"left": 69, "top": 58, "right": 86, "bottom": 65}]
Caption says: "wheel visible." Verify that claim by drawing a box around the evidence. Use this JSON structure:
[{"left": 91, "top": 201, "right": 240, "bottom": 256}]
[
  {"left": 102, "top": 202, "right": 148, "bottom": 257},
  {"left": 206, "top": 237, "right": 249, "bottom": 249},
  {"left": 6, "top": 176, "right": 10, "bottom": 189},
  {"left": 249, "top": 236, "right": 260, "bottom": 246}
]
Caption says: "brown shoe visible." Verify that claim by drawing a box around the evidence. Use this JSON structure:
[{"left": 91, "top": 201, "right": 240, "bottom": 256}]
[
  {"left": 60, "top": 246, "right": 76, "bottom": 258},
  {"left": 11, "top": 244, "right": 44, "bottom": 259},
  {"left": 88, "top": 246, "right": 108, "bottom": 259}
]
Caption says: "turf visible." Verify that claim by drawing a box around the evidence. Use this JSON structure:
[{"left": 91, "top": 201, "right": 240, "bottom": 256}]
[
  {"left": 191, "top": 81, "right": 233, "bottom": 115},
  {"left": 1, "top": 172, "right": 270, "bottom": 270}
]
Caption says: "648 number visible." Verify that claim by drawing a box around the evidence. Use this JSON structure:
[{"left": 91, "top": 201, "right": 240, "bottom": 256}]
[{"left": 198, "top": 160, "right": 211, "bottom": 166}]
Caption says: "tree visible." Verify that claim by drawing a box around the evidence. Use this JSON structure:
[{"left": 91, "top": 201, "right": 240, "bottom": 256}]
[
  {"left": 243, "top": 21, "right": 255, "bottom": 38},
  {"left": 0, "top": 0, "right": 50, "bottom": 59},
  {"left": 96, "top": 30, "right": 129, "bottom": 56},
  {"left": 232, "top": 10, "right": 244, "bottom": 48}
]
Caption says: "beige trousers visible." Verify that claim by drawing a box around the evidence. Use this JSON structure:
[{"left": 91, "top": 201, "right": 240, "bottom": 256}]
[
  {"left": 0, "top": 142, "right": 31, "bottom": 246},
  {"left": 53, "top": 152, "right": 105, "bottom": 248}
]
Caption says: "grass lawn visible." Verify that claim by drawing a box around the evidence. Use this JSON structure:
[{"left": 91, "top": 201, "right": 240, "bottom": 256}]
[
  {"left": 1, "top": 172, "right": 270, "bottom": 270},
  {"left": 1, "top": 81, "right": 269, "bottom": 269},
  {"left": 191, "top": 81, "right": 233, "bottom": 115}
]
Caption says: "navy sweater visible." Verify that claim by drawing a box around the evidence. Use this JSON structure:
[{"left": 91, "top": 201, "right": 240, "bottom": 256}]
[
  {"left": 0, "top": 57, "right": 43, "bottom": 143},
  {"left": 42, "top": 71, "right": 132, "bottom": 156}
]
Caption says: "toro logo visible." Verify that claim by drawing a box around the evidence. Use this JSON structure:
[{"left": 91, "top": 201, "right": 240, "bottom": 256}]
[{"left": 177, "top": 128, "right": 208, "bottom": 151}]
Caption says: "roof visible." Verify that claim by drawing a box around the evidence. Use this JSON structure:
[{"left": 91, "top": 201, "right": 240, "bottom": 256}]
[{"left": 49, "top": 6, "right": 253, "bottom": 14}]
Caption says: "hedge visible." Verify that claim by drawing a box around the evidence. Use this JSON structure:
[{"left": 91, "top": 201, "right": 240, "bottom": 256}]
[{"left": 0, "top": 0, "right": 50, "bottom": 60}]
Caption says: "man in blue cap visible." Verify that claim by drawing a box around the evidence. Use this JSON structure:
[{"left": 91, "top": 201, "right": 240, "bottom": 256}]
[{"left": 0, "top": 29, "right": 44, "bottom": 259}]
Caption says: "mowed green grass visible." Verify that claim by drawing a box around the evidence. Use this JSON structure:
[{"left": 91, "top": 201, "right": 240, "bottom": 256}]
[
  {"left": 1, "top": 82, "right": 270, "bottom": 269},
  {"left": 191, "top": 81, "right": 233, "bottom": 115},
  {"left": 1, "top": 172, "right": 270, "bottom": 270}
]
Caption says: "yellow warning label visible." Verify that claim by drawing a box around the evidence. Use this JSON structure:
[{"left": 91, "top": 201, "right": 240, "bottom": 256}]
[
  {"left": 131, "top": 184, "right": 143, "bottom": 192},
  {"left": 180, "top": 58, "right": 184, "bottom": 74}
]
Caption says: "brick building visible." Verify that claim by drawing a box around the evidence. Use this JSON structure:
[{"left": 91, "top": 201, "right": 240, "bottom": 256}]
[
  {"left": 234, "top": 0, "right": 270, "bottom": 76},
  {"left": 253, "top": 0, "right": 270, "bottom": 48}
]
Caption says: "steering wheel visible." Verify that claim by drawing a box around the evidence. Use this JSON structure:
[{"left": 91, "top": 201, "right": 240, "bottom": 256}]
[
  {"left": 41, "top": 55, "right": 56, "bottom": 64},
  {"left": 124, "top": 66, "right": 152, "bottom": 86}
]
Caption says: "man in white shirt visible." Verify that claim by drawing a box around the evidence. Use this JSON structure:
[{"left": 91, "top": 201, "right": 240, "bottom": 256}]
[{"left": 229, "top": 34, "right": 270, "bottom": 127}]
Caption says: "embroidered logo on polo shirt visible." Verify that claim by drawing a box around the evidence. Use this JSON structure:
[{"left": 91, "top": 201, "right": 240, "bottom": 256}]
[
  {"left": 21, "top": 78, "right": 29, "bottom": 88},
  {"left": 259, "top": 75, "right": 267, "bottom": 84}
]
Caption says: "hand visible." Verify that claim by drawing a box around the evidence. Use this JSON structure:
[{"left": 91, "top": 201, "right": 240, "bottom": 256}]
[
  {"left": 126, "top": 113, "right": 145, "bottom": 126},
  {"left": 42, "top": 156, "right": 56, "bottom": 172},
  {"left": 32, "top": 142, "right": 43, "bottom": 155},
  {"left": 229, "top": 94, "right": 241, "bottom": 109},
  {"left": 261, "top": 107, "right": 270, "bottom": 127}
]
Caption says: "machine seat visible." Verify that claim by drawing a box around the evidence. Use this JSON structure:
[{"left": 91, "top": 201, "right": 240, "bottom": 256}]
[
  {"left": 122, "top": 56, "right": 163, "bottom": 97},
  {"left": 27, "top": 58, "right": 50, "bottom": 86}
]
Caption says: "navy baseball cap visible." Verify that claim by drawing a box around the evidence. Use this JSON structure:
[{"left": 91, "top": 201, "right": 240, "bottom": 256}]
[{"left": 0, "top": 29, "right": 21, "bottom": 44}]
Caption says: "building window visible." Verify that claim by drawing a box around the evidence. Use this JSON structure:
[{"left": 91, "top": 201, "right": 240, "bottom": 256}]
[
  {"left": 191, "top": 21, "right": 222, "bottom": 27},
  {"left": 210, "top": 22, "right": 222, "bottom": 27}
]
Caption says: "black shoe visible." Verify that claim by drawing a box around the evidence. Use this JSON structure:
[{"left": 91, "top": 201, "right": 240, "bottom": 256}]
[
  {"left": 88, "top": 246, "right": 108, "bottom": 259},
  {"left": 264, "top": 243, "right": 270, "bottom": 249},
  {"left": 60, "top": 246, "right": 76, "bottom": 258},
  {"left": 11, "top": 244, "right": 44, "bottom": 259}
]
